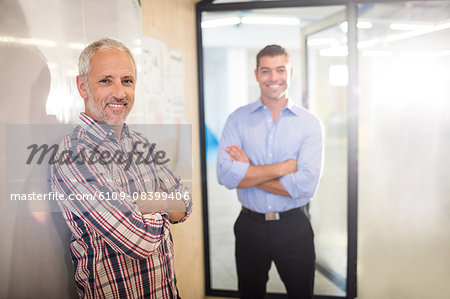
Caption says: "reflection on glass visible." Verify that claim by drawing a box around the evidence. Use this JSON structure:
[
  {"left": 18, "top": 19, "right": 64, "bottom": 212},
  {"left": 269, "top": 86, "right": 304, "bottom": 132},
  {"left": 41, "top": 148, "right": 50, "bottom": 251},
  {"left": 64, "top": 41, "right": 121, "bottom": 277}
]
[
  {"left": 357, "top": 2, "right": 450, "bottom": 298},
  {"left": 306, "top": 24, "right": 348, "bottom": 297},
  {"left": 0, "top": 1, "right": 143, "bottom": 298},
  {"left": 202, "top": 5, "right": 348, "bottom": 296}
]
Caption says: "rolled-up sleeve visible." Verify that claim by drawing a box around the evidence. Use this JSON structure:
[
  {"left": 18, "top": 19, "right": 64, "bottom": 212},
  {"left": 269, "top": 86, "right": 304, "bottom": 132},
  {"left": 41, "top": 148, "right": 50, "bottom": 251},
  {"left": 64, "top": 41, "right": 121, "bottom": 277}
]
[
  {"left": 154, "top": 161, "right": 192, "bottom": 224},
  {"left": 217, "top": 113, "right": 249, "bottom": 189},
  {"left": 280, "top": 117, "right": 324, "bottom": 199}
]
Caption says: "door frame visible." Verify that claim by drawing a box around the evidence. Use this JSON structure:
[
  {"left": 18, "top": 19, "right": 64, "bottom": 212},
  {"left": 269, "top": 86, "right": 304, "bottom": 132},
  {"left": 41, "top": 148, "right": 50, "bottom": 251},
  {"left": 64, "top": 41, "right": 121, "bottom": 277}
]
[{"left": 195, "top": 1, "right": 373, "bottom": 297}]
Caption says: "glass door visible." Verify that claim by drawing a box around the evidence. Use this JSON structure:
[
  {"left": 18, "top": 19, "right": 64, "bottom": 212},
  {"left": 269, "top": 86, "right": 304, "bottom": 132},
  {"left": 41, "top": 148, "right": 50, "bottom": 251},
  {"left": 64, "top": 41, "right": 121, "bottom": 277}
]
[
  {"left": 196, "top": 1, "right": 356, "bottom": 298},
  {"left": 304, "top": 14, "right": 349, "bottom": 297}
]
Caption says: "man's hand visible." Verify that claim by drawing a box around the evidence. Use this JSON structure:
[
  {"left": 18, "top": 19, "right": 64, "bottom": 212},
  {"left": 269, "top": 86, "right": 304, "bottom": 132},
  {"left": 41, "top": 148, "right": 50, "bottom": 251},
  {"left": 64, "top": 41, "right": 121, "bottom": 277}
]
[
  {"left": 280, "top": 159, "right": 297, "bottom": 176},
  {"left": 136, "top": 189, "right": 186, "bottom": 222},
  {"left": 166, "top": 211, "right": 187, "bottom": 223},
  {"left": 226, "top": 145, "right": 250, "bottom": 164},
  {"left": 136, "top": 193, "right": 168, "bottom": 215}
]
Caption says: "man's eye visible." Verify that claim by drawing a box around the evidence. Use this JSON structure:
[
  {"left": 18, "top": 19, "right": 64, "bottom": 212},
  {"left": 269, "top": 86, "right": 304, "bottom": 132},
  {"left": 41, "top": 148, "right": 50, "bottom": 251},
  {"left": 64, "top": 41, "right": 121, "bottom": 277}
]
[
  {"left": 99, "top": 79, "right": 110, "bottom": 84},
  {"left": 123, "top": 79, "right": 134, "bottom": 85}
]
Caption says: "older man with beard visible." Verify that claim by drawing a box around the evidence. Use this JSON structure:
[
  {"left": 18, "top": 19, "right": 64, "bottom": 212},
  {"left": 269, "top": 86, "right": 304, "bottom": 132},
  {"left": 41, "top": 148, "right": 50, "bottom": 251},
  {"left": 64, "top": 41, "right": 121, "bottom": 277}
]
[{"left": 51, "top": 38, "right": 191, "bottom": 299}]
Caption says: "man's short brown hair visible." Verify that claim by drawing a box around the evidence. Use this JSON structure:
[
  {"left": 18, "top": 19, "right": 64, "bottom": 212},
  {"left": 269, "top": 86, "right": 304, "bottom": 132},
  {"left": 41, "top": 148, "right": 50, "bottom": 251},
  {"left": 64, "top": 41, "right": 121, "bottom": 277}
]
[{"left": 256, "top": 44, "right": 290, "bottom": 69}]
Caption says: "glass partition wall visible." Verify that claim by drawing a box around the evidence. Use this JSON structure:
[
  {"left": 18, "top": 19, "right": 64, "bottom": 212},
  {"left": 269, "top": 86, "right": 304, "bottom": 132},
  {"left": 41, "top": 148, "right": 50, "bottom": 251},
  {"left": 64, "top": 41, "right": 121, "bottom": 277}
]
[
  {"left": 197, "top": 1, "right": 355, "bottom": 298},
  {"left": 197, "top": 0, "right": 450, "bottom": 298},
  {"left": 357, "top": 2, "right": 450, "bottom": 298},
  {"left": 305, "top": 18, "right": 349, "bottom": 297}
]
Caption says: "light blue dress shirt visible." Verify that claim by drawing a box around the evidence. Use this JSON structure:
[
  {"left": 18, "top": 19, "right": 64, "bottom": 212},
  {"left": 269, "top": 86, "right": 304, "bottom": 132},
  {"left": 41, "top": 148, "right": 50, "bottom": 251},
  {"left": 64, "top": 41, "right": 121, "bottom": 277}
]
[{"left": 217, "top": 99, "right": 323, "bottom": 213}]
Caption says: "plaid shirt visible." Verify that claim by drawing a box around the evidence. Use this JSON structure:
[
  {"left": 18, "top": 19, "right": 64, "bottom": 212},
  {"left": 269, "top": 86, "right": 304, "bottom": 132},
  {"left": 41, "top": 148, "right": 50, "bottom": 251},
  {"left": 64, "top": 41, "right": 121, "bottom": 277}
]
[{"left": 51, "top": 113, "right": 192, "bottom": 299}]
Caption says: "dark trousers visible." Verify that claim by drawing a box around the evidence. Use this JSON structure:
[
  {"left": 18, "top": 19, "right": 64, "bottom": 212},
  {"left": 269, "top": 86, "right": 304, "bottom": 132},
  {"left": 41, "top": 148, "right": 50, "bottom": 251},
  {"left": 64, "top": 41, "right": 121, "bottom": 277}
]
[{"left": 234, "top": 208, "right": 315, "bottom": 299}]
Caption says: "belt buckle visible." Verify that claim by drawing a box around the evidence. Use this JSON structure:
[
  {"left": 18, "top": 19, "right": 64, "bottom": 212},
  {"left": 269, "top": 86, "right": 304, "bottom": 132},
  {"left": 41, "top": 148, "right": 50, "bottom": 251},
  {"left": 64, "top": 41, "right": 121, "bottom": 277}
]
[{"left": 265, "top": 212, "right": 280, "bottom": 221}]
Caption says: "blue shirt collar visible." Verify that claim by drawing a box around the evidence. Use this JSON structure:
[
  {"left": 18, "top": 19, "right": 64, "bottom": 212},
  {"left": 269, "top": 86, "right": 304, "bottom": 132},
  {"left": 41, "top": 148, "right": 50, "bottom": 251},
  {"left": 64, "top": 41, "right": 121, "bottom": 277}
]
[
  {"left": 285, "top": 99, "right": 301, "bottom": 116},
  {"left": 250, "top": 99, "right": 265, "bottom": 113},
  {"left": 251, "top": 98, "right": 301, "bottom": 116}
]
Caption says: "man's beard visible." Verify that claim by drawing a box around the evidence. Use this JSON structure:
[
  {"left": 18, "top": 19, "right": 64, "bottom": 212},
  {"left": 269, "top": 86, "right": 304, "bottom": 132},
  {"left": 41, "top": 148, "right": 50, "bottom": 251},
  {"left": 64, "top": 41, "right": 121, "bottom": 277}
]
[{"left": 85, "top": 87, "right": 130, "bottom": 126}]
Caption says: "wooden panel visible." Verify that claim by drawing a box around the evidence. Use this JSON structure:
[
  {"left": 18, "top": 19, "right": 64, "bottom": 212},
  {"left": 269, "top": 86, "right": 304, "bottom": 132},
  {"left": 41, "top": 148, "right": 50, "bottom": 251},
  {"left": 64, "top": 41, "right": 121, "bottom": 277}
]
[{"left": 141, "top": 1, "right": 204, "bottom": 299}]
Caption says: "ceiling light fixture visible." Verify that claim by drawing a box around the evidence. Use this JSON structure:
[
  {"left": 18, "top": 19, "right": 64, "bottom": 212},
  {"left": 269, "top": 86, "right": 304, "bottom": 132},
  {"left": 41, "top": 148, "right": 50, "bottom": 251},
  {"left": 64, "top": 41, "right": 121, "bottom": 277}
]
[
  {"left": 0, "top": 36, "right": 57, "bottom": 47},
  {"left": 201, "top": 17, "right": 241, "bottom": 28},
  {"left": 389, "top": 23, "right": 434, "bottom": 31},
  {"left": 241, "top": 16, "right": 300, "bottom": 26},
  {"left": 361, "top": 50, "right": 393, "bottom": 58},
  {"left": 340, "top": 21, "right": 373, "bottom": 33},
  {"left": 319, "top": 46, "right": 348, "bottom": 57}
]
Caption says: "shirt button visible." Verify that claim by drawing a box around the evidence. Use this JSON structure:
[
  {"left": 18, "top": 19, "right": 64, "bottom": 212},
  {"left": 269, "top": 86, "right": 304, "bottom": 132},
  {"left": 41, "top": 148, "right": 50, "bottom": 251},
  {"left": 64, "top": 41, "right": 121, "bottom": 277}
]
[
  {"left": 268, "top": 118, "right": 272, "bottom": 122},
  {"left": 269, "top": 135, "right": 273, "bottom": 139},
  {"left": 268, "top": 205, "right": 272, "bottom": 209},
  {"left": 263, "top": 106, "right": 267, "bottom": 109},
  {"left": 269, "top": 153, "right": 272, "bottom": 157}
]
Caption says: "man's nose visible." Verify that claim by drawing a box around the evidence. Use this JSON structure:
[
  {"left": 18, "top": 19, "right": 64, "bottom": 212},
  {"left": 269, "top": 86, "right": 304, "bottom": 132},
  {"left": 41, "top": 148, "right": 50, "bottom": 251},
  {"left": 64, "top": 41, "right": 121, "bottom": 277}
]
[
  {"left": 269, "top": 70, "right": 278, "bottom": 81},
  {"left": 112, "top": 81, "right": 126, "bottom": 99}
]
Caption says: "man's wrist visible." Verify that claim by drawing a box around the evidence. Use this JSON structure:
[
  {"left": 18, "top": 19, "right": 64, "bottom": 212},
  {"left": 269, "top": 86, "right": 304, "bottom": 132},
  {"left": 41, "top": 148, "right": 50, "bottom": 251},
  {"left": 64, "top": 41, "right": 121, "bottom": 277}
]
[{"left": 278, "top": 161, "right": 289, "bottom": 177}]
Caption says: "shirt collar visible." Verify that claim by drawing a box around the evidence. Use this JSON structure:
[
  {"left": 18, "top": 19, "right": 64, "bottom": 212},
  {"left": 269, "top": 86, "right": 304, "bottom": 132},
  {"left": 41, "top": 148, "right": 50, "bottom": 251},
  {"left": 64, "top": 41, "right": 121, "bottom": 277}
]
[
  {"left": 250, "top": 99, "right": 265, "bottom": 113},
  {"left": 251, "top": 98, "right": 301, "bottom": 116},
  {"left": 284, "top": 98, "right": 301, "bottom": 116},
  {"left": 79, "top": 113, "right": 131, "bottom": 140}
]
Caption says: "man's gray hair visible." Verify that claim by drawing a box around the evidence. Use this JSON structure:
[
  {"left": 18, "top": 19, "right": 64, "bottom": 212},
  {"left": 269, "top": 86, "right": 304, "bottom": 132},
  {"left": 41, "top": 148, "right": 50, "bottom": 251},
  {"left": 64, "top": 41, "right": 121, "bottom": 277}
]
[{"left": 78, "top": 38, "right": 136, "bottom": 83}]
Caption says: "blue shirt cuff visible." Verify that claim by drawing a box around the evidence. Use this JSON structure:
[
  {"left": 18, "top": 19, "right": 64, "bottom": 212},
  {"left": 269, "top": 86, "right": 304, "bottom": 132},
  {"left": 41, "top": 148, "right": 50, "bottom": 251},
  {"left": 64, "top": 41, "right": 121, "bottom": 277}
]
[
  {"left": 224, "top": 161, "right": 249, "bottom": 189},
  {"left": 279, "top": 173, "right": 294, "bottom": 198}
]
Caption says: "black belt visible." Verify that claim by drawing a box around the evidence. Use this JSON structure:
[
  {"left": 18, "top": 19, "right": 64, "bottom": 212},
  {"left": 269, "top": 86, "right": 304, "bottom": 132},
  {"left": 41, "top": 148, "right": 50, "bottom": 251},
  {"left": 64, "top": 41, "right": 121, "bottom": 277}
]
[{"left": 241, "top": 206, "right": 303, "bottom": 221}]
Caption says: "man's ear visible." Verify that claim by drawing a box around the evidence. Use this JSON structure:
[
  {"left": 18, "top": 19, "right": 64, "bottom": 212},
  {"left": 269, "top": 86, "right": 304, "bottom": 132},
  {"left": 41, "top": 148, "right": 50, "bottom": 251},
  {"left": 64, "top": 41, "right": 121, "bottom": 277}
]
[
  {"left": 254, "top": 68, "right": 258, "bottom": 81},
  {"left": 76, "top": 75, "right": 88, "bottom": 99}
]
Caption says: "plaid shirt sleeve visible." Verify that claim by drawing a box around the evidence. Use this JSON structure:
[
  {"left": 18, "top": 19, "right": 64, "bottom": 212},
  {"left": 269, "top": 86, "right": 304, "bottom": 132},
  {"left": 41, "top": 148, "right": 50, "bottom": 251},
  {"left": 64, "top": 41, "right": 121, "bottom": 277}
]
[
  {"left": 135, "top": 134, "right": 193, "bottom": 224},
  {"left": 51, "top": 135, "right": 171, "bottom": 260}
]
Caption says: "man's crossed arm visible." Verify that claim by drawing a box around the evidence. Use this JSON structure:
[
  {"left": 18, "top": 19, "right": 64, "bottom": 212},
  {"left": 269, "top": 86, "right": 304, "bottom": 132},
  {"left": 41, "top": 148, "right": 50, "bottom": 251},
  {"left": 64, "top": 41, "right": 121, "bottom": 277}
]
[
  {"left": 226, "top": 144, "right": 296, "bottom": 197},
  {"left": 136, "top": 190, "right": 188, "bottom": 222}
]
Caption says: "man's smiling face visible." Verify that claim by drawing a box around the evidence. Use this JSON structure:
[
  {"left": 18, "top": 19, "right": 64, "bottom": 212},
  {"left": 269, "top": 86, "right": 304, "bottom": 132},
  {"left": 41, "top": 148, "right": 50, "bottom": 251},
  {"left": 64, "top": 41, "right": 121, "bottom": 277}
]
[
  {"left": 79, "top": 49, "right": 136, "bottom": 125},
  {"left": 255, "top": 54, "right": 292, "bottom": 103}
]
